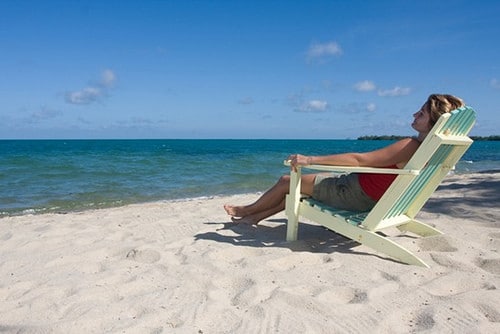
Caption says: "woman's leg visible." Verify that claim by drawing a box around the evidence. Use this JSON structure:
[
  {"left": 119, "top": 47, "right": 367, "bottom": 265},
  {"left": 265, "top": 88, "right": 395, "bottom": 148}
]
[
  {"left": 230, "top": 199, "right": 285, "bottom": 225},
  {"left": 224, "top": 173, "right": 316, "bottom": 224}
]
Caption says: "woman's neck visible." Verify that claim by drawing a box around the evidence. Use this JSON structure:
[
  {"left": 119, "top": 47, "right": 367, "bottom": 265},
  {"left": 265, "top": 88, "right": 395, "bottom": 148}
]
[{"left": 417, "top": 132, "right": 428, "bottom": 142}]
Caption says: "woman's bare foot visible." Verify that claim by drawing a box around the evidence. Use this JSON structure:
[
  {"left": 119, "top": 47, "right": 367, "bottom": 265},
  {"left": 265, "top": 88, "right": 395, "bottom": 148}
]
[{"left": 223, "top": 204, "right": 249, "bottom": 217}]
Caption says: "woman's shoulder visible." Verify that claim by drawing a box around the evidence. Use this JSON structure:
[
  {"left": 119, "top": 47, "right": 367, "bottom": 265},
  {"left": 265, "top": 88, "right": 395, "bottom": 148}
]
[
  {"left": 389, "top": 137, "right": 421, "bottom": 149},
  {"left": 387, "top": 137, "right": 421, "bottom": 159},
  {"left": 394, "top": 137, "right": 422, "bottom": 150},
  {"left": 397, "top": 137, "right": 420, "bottom": 144}
]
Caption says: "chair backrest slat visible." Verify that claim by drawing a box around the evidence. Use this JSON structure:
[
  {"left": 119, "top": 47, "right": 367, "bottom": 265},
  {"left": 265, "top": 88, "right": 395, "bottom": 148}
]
[
  {"left": 362, "top": 106, "right": 476, "bottom": 230},
  {"left": 385, "top": 144, "right": 453, "bottom": 219}
]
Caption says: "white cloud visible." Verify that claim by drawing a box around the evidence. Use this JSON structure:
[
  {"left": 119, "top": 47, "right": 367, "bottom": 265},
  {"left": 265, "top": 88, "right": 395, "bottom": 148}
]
[
  {"left": 491, "top": 78, "right": 500, "bottom": 89},
  {"left": 306, "top": 41, "right": 342, "bottom": 61},
  {"left": 366, "top": 103, "right": 376, "bottom": 112},
  {"left": 295, "top": 100, "right": 329, "bottom": 112},
  {"left": 66, "top": 87, "right": 102, "bottom": 105},
  {"left": 100, "top": 69, "right": 116, "bottom": 88},
  {"left": 377, "top": 86, "right": 411, "bottom": 97},
  {"left": 65, "top": 69, "right": 116, "bottom": 105},
  {"left": 354, "top": 80, "right": 376, "bottom": 92}
]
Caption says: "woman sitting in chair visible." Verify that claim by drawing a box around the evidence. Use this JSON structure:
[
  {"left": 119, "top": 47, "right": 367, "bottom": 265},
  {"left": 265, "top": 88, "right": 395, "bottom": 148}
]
[{"left": 224, "top": 94, "right": 465, "bottom": 225}]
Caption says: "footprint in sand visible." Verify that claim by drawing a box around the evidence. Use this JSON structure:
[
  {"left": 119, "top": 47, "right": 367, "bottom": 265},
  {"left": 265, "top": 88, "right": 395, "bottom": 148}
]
[
  {"left": 349, "top": 289, "right": 368, "bottom": 304},
  {"left": 267, "top": 253, "right": 340, "bottom": 271},
  {"left": 317, "top": 286, "right": 367, "bottom": 304},
  {"left": 126, "top": 248, "right": 161, "bottom": 263},
  {"left": 488, "top": 232, "right": 500, "bottom": 239},
  {"left": 376, "top": 270, "right": 399, "bottom": 282},
  {"left": 424, "top": 272, "right": 482, "bottom": 297},
  {"left": 477, "top": 303, "right": 500, "bottom": 323},
  {"left": 1, "top": 231, "right": 13, "bottom": 241},
  {"left": 409, "top": 309, "right": 435, "bottom": 331},
  {"left": 475, "top": 257, "right": 500, "bottom": 275},
  {"left": 429, "top": 253, "right": 475, "bottom": 272},
  {"left": 418, "top": 235, "right": 457, "bottom": 252},
  {"left": 230, "top": 277, "right": 257, "bottom": 307},
  {"left": 481, "top": 282, "right": 497, "bottom": 290}
]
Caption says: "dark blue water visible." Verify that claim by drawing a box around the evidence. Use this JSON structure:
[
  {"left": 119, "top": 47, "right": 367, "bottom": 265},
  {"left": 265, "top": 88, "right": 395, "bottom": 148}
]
[{"left": 1, "top": 139, "right": 498, "bottom": 216}]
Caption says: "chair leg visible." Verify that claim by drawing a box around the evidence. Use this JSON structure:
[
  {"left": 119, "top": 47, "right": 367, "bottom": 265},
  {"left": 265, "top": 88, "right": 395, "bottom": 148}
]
[
  {"left": 355, "top": 229, "right": 430, "bottom": 267},
  {"left": 397, "top": 220, "right": 442, "bottom": 237},
  {"left": 285, "top": 168, "right": 302, "bottom": 242},
  {"left": 285, "top": 195, "right": 299, "bottom": 241},
  {"left": 300, "top": 204, "right": 430, "bottom": 267}
]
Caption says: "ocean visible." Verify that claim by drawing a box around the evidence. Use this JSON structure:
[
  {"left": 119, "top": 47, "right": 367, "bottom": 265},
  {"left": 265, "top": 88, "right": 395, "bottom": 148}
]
[{"left": 1, "top": 139, "right": 499, "bottom": 217}]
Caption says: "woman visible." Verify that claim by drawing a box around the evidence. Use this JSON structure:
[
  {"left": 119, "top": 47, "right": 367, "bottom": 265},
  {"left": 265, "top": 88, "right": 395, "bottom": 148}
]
[{"left": 224, "top": 94, "right": 465, "bottom": 225}]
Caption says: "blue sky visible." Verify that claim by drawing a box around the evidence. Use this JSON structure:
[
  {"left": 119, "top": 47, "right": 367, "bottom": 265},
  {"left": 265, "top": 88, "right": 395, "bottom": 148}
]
[{"left": 1, "top": 0, "right": 499, "bottom": 139}]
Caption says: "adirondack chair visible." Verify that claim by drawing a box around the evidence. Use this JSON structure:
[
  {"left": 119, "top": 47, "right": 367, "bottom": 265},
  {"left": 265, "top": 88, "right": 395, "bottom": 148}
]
[{"left": 284, "top": 106, "right": 476, "bottom": 267}]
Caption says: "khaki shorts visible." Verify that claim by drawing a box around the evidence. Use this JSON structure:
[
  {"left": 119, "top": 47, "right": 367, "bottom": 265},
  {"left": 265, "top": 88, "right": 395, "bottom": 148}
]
[{"left": 312, "top": 173, "right": 376, "bottom": 211}]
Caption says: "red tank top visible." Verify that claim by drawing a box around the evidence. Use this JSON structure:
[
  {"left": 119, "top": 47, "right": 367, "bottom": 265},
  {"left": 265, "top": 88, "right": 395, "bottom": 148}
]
[{"left": 358, "top": 165, "right": 399, "bottom": 201}]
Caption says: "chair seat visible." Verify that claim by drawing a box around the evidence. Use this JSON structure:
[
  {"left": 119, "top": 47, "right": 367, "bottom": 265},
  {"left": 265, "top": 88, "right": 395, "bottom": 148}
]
[{"left": 301, "top": 198, "right": 368, "bottom": 226}]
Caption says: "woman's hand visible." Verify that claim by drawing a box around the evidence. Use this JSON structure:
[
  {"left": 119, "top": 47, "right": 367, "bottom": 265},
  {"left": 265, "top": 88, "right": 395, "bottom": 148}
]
[{"left": 287, "top": 154, "right": 311, "bottom": 171}]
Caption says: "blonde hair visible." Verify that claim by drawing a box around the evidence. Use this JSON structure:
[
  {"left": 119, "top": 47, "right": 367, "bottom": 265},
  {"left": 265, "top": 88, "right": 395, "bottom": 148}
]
[{"left": 425, "top": 94, "right": 465, "bottom": 125}]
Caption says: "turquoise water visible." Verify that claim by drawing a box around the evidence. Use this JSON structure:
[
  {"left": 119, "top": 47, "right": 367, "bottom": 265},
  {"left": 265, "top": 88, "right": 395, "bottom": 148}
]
[{"left": 1, "top": 139, "right": 499, "bottom": 217}]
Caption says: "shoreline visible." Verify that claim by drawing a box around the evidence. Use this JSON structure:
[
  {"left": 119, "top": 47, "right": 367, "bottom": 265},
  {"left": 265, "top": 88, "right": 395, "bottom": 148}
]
[
  {"left": 2, "top": 170, "right": 499, "bottom": 219},
  {"left": 1, "top": 172, "right": 499, "bottom": 332}
]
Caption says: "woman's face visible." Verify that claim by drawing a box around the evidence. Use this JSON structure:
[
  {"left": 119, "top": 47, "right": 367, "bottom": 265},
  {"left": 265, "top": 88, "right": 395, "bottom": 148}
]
[{"left": 411, "top": 105, "right": 433, "bottom": 133}]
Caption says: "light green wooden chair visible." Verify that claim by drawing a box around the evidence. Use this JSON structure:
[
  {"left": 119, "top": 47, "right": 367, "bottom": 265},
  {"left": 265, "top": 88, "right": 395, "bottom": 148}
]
[{"left": 284, "top": 106, "right": 476, "bottom": 267}]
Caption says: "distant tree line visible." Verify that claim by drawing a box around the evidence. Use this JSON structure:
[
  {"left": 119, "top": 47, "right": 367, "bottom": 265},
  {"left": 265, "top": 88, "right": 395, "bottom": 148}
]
[
  {"left": 470, "top": 136, "right": 500, "bottom": 141},
  {"left": 357, "top": 135, "right": 407, "bottom": 140},
  {"left": 357, "top": 135, "right": 500, "bottom": 141}
]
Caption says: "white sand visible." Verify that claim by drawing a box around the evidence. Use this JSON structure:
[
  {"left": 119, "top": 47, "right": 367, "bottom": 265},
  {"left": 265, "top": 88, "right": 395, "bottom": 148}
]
[{"left": 1, "top": 172, "right": 499, "bottom": 333}]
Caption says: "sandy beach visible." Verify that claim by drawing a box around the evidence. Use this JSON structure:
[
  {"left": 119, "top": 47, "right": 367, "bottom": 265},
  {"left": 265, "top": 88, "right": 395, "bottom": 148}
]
[{"left": 1, "top": 172, "right": 499, "bottom": 333}]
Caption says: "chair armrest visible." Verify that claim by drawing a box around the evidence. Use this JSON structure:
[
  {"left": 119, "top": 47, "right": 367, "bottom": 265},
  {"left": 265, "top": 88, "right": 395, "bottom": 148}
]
[{"left": 283, "top": 160, "right": 419, "bottom": 175}]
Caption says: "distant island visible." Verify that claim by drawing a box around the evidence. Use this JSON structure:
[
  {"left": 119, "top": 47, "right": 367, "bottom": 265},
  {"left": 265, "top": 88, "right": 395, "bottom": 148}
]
[{"left": 357, "top": 135, "right": 500, "bottom": 141}]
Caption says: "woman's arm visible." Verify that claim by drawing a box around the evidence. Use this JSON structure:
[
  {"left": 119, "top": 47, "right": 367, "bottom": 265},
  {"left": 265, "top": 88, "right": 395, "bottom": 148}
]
[{"left": 291, "top": 138, "right": 421, "bottom": 168}]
